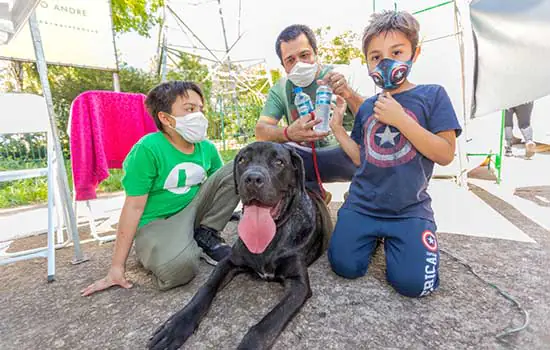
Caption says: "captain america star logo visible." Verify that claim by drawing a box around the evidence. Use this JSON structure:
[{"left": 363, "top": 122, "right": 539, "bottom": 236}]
[
  {"left": 363, "top": 108, "right": 418, "bottom": 168},
  {"left": 422, "top": 230, "right": 438, "bottom": 252}
]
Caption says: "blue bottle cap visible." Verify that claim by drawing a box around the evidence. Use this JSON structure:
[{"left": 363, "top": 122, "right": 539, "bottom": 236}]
[{"left": 293, "top": 87, "right": 303, "bottom": 94}]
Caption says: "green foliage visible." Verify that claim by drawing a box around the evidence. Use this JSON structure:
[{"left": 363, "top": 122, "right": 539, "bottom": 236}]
[
  {"left": 219, "top": 149, "right": 239, "bottom": 163},
  {"left": 0, "top": 177, "right": 48, "bottom": 208},
  {"left": 111, "top": 0, "right": 164, "bottom": 37},
  {"left": 314, "top": 27, "right": 365, "bottom": 65},
  {"left": 0, "top": 159, "right": 124, "bottom": 209},
  {"left": 98, "top": 169, "right": 125, "bottom": 193},
  {"left": 166, "top": 52, "right": 212, "bottom": 101}
]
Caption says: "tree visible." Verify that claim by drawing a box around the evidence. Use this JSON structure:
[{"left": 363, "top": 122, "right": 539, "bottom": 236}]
[
  {"left": 314, "top": 26, "right": 365, "bottom": 65},
  {"left": 166, "top": 52, "right": 211, "bottom": 99},
  {"left": 111, "top": 0, "right": 164, "bottom": 37}
]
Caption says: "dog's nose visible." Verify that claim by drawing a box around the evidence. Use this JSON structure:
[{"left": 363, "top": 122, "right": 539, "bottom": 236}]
[{"left": 244, "top": 172, "right": 265, "bottom": 188}]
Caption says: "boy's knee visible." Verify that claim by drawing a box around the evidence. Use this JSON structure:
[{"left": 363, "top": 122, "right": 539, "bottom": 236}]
[
  {"left": 153, "top": 254, "right": 200, "bottom": 291},
  {"left": 388, "top": 271, "right": 439, "bottom": 298},
  {"left": 328, "top": 243, "right": 367, "bottom": 279}
]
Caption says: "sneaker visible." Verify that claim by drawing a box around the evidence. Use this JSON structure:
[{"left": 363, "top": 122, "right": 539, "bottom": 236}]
[
  {"left": 194, "top": 226, "right": 231, "bottom": 266},
  {"left": 525, "top": 141, "right": 536, "bottom": 159},
  {"left": 505, "top": 146, "right": 513, "bottom": 157},
  {"left": 229, "top": 210, "right": 242, "bottom": 222}
]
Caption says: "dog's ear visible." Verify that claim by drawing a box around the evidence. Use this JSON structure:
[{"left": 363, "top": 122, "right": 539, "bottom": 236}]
[
  {"left": 289, "top": 147, "right": 306, "bottom": 192},
  {"left": 233, "top": 150, "right": 241, "bottom": 195}
]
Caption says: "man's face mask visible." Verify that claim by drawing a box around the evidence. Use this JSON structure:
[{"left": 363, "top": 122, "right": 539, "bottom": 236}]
[
  {"left": 287, "top": 61, "right": 318, "bottom": 88},
  {"left": 369, "top": 57, "right": 413, "bottom": 90},
  {"left": 167, "top": 111, "right": 208, "bottom": 143}
]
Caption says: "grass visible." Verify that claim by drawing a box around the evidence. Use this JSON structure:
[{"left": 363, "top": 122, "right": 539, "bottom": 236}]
[{"left": 0, "top": 149, "right": 240, "bottom": 209}]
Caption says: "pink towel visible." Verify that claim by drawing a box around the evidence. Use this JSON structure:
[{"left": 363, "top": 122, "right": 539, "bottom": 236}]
[{"left": 69, "top": 90, "right": 157, "bottom": 201}]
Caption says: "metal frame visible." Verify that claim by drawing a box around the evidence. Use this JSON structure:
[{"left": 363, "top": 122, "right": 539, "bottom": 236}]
[
  {"left": 466, "top": 111, "right": 505, "bottom": 184},
  {"left": 28, "top": 12, "right": 86, "bottom": 264},
  {"left": 0, "top": 94, "right": 58, "bottom": 281},
  {"left": 160, "top": 0, "right": 273, "bottom": 149}
]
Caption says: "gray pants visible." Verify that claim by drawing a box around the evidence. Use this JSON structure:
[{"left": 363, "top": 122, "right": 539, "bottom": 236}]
[
  {"left": 504, "top": 102, "right": 534, "bottom": 146},
  {"left": 134, "top": 161, "right": 239, "bottom": 291}
]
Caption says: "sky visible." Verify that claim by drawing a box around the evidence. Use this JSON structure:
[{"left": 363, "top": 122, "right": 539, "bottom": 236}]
[{"left": 116, "top": 0, "right": 449, "bottom": 72}]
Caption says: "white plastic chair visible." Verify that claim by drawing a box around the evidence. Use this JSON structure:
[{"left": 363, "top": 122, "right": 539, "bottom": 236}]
[{"left": 0, "top": 93, "right": 63, "bottom": 281}]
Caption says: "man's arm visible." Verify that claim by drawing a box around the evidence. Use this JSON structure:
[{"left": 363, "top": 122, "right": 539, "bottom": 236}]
[
  {"left": 255, "top": 114, "right": 329, "bottom": 143},
  {"left": 255, "top": 116, "right": 289, "bottom": 143}
]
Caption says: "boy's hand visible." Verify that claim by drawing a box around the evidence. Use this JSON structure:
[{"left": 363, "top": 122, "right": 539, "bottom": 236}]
[
  {"left": 374, "top": 92, "right": 408, "bottom": 128},
  {"left": 330, "top": 95, "right": 347, "bottom": 132},
  {"left": 80, "top": 265, "right": 133, "bottom": 297}
]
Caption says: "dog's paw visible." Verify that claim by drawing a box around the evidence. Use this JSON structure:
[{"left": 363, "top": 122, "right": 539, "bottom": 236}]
[{"left": 148, "top": 312, "right": 196, "bottom": 350}]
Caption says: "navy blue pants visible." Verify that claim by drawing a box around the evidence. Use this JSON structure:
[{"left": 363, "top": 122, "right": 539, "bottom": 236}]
[{"left": 328, "top": 208, "right": 440, "bottom": 298}]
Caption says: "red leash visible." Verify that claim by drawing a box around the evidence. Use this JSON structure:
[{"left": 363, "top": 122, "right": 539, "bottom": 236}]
[{"left": 309, "top": 111, "right": 326, "bottom": 200}]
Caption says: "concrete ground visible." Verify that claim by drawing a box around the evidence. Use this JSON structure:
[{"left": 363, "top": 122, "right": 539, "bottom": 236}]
[{"left": 1, "top": 115, "right": 549, "bottom": 349}]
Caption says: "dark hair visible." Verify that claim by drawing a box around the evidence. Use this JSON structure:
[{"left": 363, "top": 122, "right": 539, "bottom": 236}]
[
  {"left": 362, "top": 10, "right": 420, "bottom": 57},
  {"left": 275, "top": 24, "right": 318, "bottom": 63},
  {"left": 145, "top": 81, "right": 204, "bottom": 131}
]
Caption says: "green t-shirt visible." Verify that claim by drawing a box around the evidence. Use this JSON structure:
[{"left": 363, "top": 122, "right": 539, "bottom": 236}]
[
  {"left": 122, "top": 132, "right": 223, "bottom": 228},
  {"left": 260, "top": 65, "right": 356, "bottom": 148}
]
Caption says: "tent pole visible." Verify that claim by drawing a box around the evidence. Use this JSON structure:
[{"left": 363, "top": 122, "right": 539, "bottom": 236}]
[
  {"left": 112, "top": 72, "right": 120, "bottom": 91},
  {"left": 108, "top": 0, "right": 121, "bottom": 92},
  {"left": 454, "top": 0, "right": 468, "bottom": 187},
  {"left": 29, "top": 12, "right": 86, "bottom": 264},
  {"left": 496, "top": 110, "right": 505, "bottom": 184}
]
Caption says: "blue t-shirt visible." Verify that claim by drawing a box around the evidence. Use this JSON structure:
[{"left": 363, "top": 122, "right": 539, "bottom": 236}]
[{"left": 344, "top": 84, "right": 462, "bottom": 222}]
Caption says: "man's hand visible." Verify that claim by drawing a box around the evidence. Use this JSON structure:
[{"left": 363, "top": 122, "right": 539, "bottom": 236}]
[
  {"left": 373, "top": 92, "right": 409, "bottom": 128},
  {"left": 81, "top": 265, "right": 133, "bottom": 297},
  {"left": 330, "top": 95, "right": 347, "bottom": 132},
  {"left": 287, "top": 113, "right": 329, "bottom": 142},
  {"left": 318, "top": 71, "right": 353, "bottom": 99}
]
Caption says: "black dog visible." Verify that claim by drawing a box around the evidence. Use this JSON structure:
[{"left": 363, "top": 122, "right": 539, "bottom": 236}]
[{"left": 148, "top": 141, "right": 333, "bottom": 350}]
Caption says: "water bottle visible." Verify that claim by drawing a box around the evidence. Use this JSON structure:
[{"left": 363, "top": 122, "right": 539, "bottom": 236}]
[
  {"left": 314, "top": 84, "right": 332, "bottom": 132},
  {"left": 294, "top": 87, "right": 314, "bottom": 117}
]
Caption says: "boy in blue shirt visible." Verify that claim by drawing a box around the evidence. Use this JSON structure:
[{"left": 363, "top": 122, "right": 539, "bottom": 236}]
[{"left": 327, "top": 10, "right": 462, "bottom": 297}]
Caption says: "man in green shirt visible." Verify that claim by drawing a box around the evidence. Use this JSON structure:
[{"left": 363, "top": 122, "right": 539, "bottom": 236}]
[{"left": 256, "top": 24, "right": 366, "bottom": 200}]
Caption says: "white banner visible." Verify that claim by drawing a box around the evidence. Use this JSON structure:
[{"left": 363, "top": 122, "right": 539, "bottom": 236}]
[{"left": 0, "top": 0, "right": 117, "bottom": 70}]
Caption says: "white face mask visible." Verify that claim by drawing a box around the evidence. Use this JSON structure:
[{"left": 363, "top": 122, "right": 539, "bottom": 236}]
[
  {"left": 287, "top": 61, "right": 318, "bottom": 87},
  {"left": 168, "top": 111, "right": 208, "bottom": 143}
]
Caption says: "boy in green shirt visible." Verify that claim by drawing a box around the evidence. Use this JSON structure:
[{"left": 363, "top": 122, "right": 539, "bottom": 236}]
[{"left": 82, "top": 81, "right": 239, "bottom": 294}]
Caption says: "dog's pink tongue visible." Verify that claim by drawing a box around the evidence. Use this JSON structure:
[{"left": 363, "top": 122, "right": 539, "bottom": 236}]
[{"left": 238, "top": 205, "right": 276, "bottom": 254}]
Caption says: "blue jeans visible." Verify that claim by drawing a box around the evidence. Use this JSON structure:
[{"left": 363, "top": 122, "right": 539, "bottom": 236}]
[
  {"left": 286, "top": 144, "right": 357, "bottom": 193},
  {"left": 328, "top": 208, "right": 440, "bottom": 298}
]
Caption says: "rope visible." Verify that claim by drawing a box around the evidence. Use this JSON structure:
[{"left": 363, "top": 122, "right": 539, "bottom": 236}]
[{"left": 440, "top": 248, "right": 530, "bottom": 340}]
